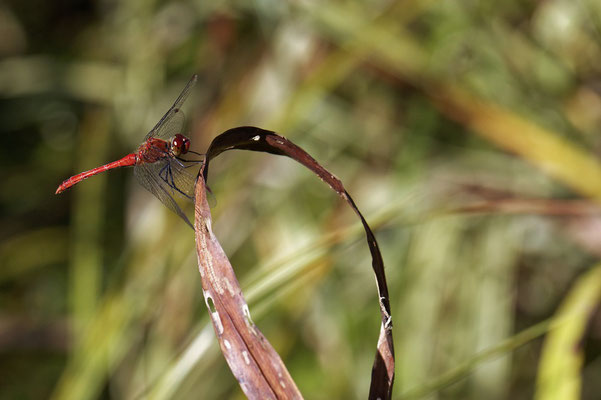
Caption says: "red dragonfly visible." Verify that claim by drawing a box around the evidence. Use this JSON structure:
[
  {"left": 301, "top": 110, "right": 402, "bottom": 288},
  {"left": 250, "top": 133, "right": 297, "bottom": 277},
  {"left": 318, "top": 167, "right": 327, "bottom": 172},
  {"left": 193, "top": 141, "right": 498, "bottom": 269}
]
[{"left": 56, "top": 74, "right": 203, "bottom": 227}]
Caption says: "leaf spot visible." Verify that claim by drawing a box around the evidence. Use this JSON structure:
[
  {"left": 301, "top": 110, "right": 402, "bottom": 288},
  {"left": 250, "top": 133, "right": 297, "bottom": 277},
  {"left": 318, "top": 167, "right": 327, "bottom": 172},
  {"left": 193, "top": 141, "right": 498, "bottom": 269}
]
[
  {"left": 211, "top": 311, "right": 224, "bottom": 335},
  {"left": 204, "top": 294, "right": 223, "bottom": 334},
  {"left": 223, "top": 277, "right": 236, "bottom": 297},
  {"left": 205, "top": 293, "right": 217, "bottom": 313},
  {"left": 242, "top": 350, "right": 251, "bottom": 365},
  {"left": 242, "top": 304, "right": 254, "bottom": 328}
]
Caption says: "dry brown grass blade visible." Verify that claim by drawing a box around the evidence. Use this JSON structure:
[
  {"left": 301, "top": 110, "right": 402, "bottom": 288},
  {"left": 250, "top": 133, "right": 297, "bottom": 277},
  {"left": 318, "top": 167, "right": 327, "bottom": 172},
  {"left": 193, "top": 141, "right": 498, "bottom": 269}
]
[
  {"left": 429, "top": 85, "right": 601, "bottom": 205},
  {"left": 201, "top": 126, "right": 395, "bottom": 399},
  {"left": 194, "top": 162, "right": 303, "bottom": 399}
]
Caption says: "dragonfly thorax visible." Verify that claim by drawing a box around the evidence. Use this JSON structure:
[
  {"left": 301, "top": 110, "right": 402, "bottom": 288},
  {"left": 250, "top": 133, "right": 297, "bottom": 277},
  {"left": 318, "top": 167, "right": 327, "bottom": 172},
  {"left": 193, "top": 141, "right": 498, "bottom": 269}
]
[{"left": 170, "top": 134, "right": 191, "bottom": 156}]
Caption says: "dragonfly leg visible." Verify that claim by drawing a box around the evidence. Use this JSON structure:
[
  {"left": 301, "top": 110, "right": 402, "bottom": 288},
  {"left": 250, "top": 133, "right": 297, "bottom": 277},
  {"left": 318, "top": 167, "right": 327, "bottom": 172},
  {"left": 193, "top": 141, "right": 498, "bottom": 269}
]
[
  {"left": 158, "top": 163, "right": 176, "bottom": 191},
  {"left": 168, "top": 165, "right": 177, "bottom": 189},
  {"left": 162, "top": 163, "right": 175, "bottom": 188},
  {"left": 173, "top": 157, "right": 186, "bottom": 169},
  {"left": 164, "top": 163, "right": 194, "bottom": 200},
  {"left": 158, "top": 163, "right": 169, "bottom": 183}
]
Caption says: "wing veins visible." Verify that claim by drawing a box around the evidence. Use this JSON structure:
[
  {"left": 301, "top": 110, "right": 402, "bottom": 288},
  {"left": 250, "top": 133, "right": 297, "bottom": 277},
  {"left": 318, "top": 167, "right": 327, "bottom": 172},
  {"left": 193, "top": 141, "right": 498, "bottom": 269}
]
[{"left": 145, "top": 74, "right": 198, "bottom": 140}]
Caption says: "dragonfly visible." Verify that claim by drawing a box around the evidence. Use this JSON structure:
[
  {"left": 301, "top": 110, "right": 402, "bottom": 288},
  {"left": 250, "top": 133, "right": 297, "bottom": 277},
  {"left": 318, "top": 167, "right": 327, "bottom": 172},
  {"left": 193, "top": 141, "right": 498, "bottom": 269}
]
[{"left": 56, "top": 74, "right": 204, "bottom": 228}]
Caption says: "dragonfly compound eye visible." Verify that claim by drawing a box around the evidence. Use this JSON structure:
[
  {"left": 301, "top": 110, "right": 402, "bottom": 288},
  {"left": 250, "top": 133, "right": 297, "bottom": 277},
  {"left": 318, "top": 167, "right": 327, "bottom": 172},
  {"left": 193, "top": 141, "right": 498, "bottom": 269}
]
[
  {"left": 171, "top": 134, "right": 190, "bottom": 156},
  {"left": 182, "top": 136, "right": 190, "bottom": 154}
]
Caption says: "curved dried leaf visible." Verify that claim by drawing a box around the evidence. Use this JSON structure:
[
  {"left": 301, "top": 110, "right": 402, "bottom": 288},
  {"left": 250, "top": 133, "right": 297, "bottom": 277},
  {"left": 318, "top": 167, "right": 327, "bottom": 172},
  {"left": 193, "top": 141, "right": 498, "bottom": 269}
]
[
  {"left": 197, "top": 126, "right": 394, "bottom": 399},
  {"left": 194, "top": 167, "right": 302, "bottom": 399}
]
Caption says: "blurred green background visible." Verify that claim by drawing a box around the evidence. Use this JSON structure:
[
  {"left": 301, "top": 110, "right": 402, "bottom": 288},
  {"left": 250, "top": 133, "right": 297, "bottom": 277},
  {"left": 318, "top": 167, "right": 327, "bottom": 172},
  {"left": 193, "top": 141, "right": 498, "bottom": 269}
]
[{"left": 2, "top": 0, "right": 601, "bottom": 399}]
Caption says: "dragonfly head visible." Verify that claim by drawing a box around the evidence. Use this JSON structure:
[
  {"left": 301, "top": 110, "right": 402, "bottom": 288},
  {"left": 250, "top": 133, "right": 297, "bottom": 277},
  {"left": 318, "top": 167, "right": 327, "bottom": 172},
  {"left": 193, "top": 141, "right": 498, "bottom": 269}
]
[{"left": 171, "top": 134, "right": 191, "bottom": 156}]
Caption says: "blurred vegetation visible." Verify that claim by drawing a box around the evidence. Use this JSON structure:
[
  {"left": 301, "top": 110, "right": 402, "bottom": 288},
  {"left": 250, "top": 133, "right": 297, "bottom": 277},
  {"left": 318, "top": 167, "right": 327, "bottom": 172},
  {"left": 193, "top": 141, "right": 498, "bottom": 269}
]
[{"left": 2, "top": 0, "right": 601, "bottom": 399}]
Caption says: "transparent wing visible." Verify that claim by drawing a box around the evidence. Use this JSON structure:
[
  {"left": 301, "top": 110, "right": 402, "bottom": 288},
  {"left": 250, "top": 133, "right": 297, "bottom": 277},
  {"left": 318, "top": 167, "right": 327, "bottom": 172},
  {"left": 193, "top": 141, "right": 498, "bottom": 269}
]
[
  {"left": 134, "top": 156, "right": 198, "bottom": 228},
  {"left": 145, "top": 74, "right": 198, "bottom": 141},
  {"left": 147, "top": 108, "right": 186, "bottom": 141}
]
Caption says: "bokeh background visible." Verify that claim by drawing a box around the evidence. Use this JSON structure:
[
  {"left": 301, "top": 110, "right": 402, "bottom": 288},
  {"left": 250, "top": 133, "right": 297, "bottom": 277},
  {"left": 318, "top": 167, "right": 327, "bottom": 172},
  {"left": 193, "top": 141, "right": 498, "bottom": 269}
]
[{"left": 3, "top": 0, "right": 601, "bottom": 399}]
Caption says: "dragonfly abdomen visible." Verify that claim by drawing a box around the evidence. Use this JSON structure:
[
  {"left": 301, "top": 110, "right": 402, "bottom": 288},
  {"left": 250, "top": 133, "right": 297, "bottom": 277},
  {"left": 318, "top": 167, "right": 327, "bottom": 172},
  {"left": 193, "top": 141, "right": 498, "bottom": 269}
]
[{"left": 55, "top": 153, "right": 137, "bottom": 194}]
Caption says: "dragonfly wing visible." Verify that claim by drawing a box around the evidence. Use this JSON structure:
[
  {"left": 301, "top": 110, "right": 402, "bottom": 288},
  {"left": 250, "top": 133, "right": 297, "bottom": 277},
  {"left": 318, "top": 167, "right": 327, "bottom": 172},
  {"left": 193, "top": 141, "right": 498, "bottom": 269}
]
[
  {"left": 146, "top": 108, "right": 185, "bottom": 141},
  {"left": 134, "top": 158, "right": 198, "bottom": 228},
  {"left": 145, "top": 75, "right": 198, "bottom": 140}
]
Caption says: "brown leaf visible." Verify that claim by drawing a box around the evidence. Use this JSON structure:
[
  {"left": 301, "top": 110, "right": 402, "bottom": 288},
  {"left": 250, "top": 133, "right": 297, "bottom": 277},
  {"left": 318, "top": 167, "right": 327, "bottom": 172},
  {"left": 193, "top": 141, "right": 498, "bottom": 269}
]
[
  {"left": 195, "top": 166, "right": 302, "bottom": 399},
  {"left": 196, "top": 126, "right": 395, "bottom": 399}
]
